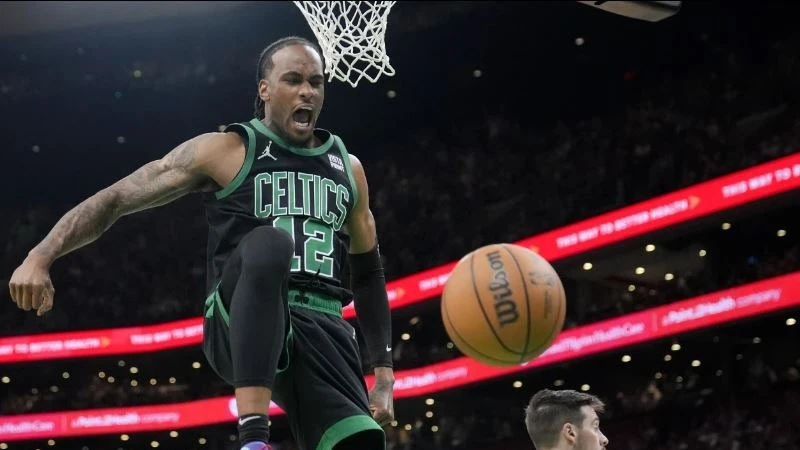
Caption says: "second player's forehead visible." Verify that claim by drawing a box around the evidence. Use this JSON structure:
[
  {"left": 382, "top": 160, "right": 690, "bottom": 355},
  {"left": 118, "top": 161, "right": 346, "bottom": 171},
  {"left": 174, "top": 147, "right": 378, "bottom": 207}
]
[{"left": 272, "top": 44, "right": 323, "bottom": 76}]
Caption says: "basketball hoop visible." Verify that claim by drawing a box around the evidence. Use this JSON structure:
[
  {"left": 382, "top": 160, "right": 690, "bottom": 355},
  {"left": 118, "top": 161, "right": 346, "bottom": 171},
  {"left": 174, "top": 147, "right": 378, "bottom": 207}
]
[{"left": 293, "top": 1, "right": 397, "bottom": 88}]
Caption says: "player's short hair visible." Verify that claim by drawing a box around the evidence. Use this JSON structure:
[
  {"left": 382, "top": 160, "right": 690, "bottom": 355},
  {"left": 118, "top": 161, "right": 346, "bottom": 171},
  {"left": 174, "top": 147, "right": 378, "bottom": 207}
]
[
  {"left": 253, "top": 36, "right": 324, "bottom": 119},
  {"left": 525, "top": 389, "right": 605, "bottom": 450}
]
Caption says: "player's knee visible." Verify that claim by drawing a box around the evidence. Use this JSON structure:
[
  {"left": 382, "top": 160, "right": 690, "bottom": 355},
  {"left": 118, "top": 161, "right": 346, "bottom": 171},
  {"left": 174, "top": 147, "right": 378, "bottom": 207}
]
[{"left": 240, "top": 226, "right": 296, "bottom": 274}]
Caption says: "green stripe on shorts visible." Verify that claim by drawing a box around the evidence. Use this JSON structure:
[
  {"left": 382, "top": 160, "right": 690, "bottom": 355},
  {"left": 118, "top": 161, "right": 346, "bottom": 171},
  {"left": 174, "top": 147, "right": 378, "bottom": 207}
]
[{"left": 316, "top": 415, "right": 385, "bottom": 450}]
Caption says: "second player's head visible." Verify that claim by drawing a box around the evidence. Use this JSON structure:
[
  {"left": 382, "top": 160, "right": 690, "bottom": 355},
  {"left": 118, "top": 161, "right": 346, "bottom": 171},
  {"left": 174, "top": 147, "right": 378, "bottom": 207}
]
[
  {"left": 525, "top": 389, "right": 608, "bottom": 450},
  {"left": 254, "top": 36, "right": 325, "bottom": 146}
]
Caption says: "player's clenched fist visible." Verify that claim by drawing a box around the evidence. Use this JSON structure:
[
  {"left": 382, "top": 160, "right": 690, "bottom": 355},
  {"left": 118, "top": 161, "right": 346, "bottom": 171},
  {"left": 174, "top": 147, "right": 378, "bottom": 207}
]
[{"left": 8, "top": 254, "right": 55, "bottom": 316}]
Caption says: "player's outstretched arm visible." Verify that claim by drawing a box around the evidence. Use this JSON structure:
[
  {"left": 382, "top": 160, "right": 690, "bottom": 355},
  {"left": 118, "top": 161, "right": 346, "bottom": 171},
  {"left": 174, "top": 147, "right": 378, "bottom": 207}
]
[
  {"left": 8, "top": 132, "right": 238, "bottom": 315},
  {"left": 345, "top": 154, "right": 395, "bottom": 427}
]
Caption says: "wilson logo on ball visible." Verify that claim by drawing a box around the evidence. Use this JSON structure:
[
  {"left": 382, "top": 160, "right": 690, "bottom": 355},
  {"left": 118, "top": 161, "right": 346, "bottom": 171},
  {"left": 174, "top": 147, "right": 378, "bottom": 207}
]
[{"left": 487, "top": 250, "right": 520, "bottom": 327}]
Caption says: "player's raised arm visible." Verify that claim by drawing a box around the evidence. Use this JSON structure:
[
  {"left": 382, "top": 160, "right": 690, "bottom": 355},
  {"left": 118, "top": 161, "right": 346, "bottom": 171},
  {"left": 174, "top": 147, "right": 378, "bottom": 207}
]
[
  {"left": 8, "top": 132, "right": 240, "bottom": 315},
  {"left": 344, "top": 153, "right": 395, "bottom": 426}
]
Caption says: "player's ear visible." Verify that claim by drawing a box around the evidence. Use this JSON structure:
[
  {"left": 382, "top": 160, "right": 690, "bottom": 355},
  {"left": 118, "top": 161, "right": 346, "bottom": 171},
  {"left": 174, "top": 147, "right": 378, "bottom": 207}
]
[
  {"left": 259, "top": 79, "right": 270, "bottom": 103},
  {"left": 561, "top": 422, "right": 578, "bottom": 445}
]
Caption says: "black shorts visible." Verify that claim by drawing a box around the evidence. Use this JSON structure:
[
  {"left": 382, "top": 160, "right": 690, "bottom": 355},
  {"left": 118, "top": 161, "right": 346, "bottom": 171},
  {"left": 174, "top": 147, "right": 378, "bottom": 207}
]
[{"left": 202, "top": 287, "right": 385, "bottom": 450}]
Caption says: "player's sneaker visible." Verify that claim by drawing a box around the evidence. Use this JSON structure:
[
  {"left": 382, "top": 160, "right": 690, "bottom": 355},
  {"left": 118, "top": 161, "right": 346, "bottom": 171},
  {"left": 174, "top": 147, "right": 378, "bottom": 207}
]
[{"left": 240, "top": 442, "right": 270, "bottom": 450}]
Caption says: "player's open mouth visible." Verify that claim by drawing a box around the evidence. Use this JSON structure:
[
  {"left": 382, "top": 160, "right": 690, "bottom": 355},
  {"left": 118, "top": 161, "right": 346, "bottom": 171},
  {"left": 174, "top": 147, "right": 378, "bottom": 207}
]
[{"left": 292, "top": 107, "right": 313, "bottom": 130}]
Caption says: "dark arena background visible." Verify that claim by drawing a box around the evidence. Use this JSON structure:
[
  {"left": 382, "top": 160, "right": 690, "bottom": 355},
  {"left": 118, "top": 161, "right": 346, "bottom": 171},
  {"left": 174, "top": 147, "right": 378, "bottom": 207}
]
[{"left": 1, "top": 1, "right": 800, "bottom": 449}]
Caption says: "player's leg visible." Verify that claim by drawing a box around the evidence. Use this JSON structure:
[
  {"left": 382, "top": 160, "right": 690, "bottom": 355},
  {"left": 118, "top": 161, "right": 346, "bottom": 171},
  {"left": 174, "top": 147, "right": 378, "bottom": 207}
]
[
  {"left": 206, "top": 225, "right": 295, "bottom": 448},
  {"left": 273, "top": 305, "right": 385, "bottom": 450}
]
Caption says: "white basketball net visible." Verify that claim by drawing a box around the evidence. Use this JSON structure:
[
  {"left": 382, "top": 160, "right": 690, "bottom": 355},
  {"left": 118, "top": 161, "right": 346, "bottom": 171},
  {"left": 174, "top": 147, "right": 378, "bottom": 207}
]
[{"left": 293, "top": 1, "right": 397, "bottom": 87}]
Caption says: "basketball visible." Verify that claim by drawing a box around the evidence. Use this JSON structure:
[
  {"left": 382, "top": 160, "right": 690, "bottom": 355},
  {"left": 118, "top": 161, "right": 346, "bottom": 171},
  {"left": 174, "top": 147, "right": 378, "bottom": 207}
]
[{"left": 440, "top": 243, "right": 566, "bottom": 367}]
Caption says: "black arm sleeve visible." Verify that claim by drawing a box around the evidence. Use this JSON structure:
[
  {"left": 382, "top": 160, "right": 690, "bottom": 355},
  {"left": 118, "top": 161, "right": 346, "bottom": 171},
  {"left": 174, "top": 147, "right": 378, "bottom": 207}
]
[{"left": 350, "top": 244, "right": 393, "bottom": 369}]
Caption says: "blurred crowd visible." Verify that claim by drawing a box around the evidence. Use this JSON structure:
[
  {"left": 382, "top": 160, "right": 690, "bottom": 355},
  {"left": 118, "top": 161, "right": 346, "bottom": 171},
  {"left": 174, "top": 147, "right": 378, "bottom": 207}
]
[
  {"left": 1, "top": 4, "right": 800, "bottom": 450},
  {"left": 2, "top": 29, "right": 799, "bottom": 338},
  {"left": 2, "top": 220, "right": 797, "bottom": 414}
]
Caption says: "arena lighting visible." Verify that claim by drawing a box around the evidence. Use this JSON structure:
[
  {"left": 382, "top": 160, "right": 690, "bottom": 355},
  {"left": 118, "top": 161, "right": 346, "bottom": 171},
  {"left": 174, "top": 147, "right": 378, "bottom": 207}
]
[
  {"left": 513, "top": 380, "right": 523, "bottom": 388},
  {"left": 0, "top": 443, "right": 7, "bottom": 449},
  {"left": 716, "top": 370, "right": 723, "bottom": 376},
  {"left": 150, "top": 378, "right": 157, "bottom": 385},
  {"left": 198, "top": 438, "right": 207, "bottom": 445},
  {"left": 645, "top": 244, "right": 655, "bottom": 252},
  {"left": 671, "top": 342, "right": 681, "bottom": 351},
  {"left": 777, "top": 229, "right": 787, "bottom": 237},
  {"left": 118, "top": 360, "right": 125, "bottom": 367},
  {"left": 0, "top": 376, "right": 9, "bottom": 384},
  {"left": 3, "top": 273, "right": 800, "bottom": 442},
  {"left": 120, "top": 435, "right": 129, "bottom": 441},
  {"left": 130, "top": 380, "right": 138, "bottom": 387},
  {"left": 691, "top": 360, "right": 701, "bottom": 367},
  {"left": 409, "top": 316, "right": 420, "bottom": 325},
  {"left": 108, "top": 376, "right": 115, "bottom": 383},
  {"left": 192, "top": 362, "right": 201, "bottom": 369},
  {"left": 401, "top": 333, "right": 411, "bottom": 341},
  {"left": 169, "top": 377, "right": 176, "bottom": 384},
  {"left": 722, "top": 222, "right": 732, "bottom": 230},
  {"left": 390, "top": 421, "right": 398, "bottom": 427},
  {"left": 654, "top": 372, "right": 663, "bottom": 379},
  {"left": 676, "top": 376, "right": 684, "bottom": 383},
  {"left": 431, "top": 425, "right": 439, "bottom": 432},
  {"left": 129, "top": 367, "right": 138, "bottom": 374},
  {"left": 621, "top": 355, "right": 631, "bottom": 363},
  {"left": 472, "top": 69, "right": 482, "bottom": 78},
  {"left": 47, "top": 440, "right": 55, "bottom": 446},
  {"left": 628, "top": 284, "right": 636, "bottom": 292},
  {"left": 664, "top": 354, "right": 672, "bottom": 362},
  {"left": 788, "top": 318, "right": 797, "bottom": 326},
  {"left": 150, "top": 441, "right": 159, "bottom": 448},
  {"left": 699, "top": 249, "right": 707, "bottom": 257},
  {"left": 404, "top": 424, "right": 412, "bottom": 431},
  {"left": 580, "top": 384, "right": 590, "bottom": 391},
  {"left": 62, "top": 372, "right": 70, "bottom": 379},
  {"left": 583, "top": 262, "right": 593, "bottom": 270},
  {"left": 3, "top": 156, "right": 800, "bottom": 365},
  {"left": 98, "top": 372, "right": 106, "bottom": 378},
  {"left": 752, "top": 337, "right": 761, "bottom": 344},
  {"left": 635, "top": 267, "right": 645, "bottom": 275},
  {"left": 425, "top": 398, "right": 434, "bottom": 405},
  {"left": 664, "top": 273, "right": 674, "bottom": 281},
  {"left": 554, "top": 379, "right": 565, "bottom": 386},
  {"left": 425, "top": 411, "right": 434, "bottom": 418}
]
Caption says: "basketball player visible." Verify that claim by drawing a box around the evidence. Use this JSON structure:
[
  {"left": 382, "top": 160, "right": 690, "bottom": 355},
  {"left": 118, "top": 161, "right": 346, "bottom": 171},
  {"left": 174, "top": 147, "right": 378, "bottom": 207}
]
[
  {"left": 525, "top": 389, "right": 609, "bottom": 450},
  {"left": 8, "top": 36, "right": 394, "bottom": 450}
]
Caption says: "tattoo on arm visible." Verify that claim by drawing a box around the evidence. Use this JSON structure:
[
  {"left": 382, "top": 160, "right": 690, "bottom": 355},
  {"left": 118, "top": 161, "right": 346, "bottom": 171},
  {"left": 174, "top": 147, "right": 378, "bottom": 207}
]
[{"left": 30, "top": 138, "right": 206, "bottom": 265}]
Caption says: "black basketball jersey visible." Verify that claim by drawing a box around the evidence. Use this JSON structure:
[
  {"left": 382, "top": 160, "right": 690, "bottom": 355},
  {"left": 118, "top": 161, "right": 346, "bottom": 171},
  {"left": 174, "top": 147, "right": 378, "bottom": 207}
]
[{"left": 203, "top": 118, "right": 358, "bottom": 305}]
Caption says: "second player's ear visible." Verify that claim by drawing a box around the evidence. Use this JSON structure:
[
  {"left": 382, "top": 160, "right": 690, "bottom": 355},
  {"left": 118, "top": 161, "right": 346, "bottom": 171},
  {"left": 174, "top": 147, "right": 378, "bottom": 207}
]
[
  {"left": 258, "top": 79, "right": 270, "bottom": 102},
  {"left": 562, "top": 423, "right": 578, "bottom": 445}
]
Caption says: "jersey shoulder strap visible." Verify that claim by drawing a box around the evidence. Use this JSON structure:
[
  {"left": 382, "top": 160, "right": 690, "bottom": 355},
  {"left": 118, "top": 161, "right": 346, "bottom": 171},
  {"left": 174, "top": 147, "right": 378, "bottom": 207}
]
[
  {"left": 214, "top": 121, "right": 258, "bottom": 200},
  {"left": 333, "top": 134, "right": 360, "bottom": 209}
]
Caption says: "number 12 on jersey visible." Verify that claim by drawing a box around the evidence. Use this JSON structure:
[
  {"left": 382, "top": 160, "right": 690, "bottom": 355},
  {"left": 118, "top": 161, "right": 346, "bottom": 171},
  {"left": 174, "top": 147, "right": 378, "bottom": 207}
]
[{"left": 272, "top": 216, "right": 335, "bottom": 278}]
